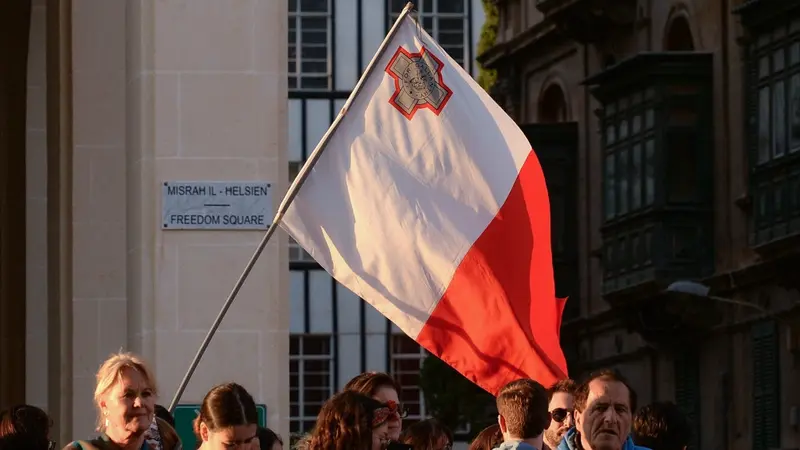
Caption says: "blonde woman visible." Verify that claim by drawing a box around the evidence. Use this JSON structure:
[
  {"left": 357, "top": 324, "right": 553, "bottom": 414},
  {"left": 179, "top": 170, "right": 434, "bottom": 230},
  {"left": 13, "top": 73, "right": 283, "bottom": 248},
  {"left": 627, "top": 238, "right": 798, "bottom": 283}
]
[{"left": 63, "top": 351, "right": 180, "bottom": 450}]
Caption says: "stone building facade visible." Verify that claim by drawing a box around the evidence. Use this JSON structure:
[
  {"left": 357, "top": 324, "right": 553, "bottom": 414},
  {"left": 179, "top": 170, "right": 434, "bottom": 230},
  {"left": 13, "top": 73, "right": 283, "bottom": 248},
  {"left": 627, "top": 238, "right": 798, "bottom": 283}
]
[
  {"left": 0, "top": 0, "right": 288, "bottom": 444},
  {"left": 480, "top": 1, "right": 800, "bottom": 449}
]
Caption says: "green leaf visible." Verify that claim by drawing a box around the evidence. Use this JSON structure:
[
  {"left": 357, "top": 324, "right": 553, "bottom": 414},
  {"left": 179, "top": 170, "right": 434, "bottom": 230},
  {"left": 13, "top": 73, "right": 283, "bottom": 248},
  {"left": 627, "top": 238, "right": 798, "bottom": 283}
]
[{"left": 476, "top": 0, "right": 499, "bottom": 92}]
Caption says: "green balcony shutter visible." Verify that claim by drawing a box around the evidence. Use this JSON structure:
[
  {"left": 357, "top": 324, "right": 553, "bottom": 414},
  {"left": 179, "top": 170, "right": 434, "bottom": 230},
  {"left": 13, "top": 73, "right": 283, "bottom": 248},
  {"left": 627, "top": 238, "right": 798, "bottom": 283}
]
[
  {"left": 674, "top": 351, "right": 701, "bottom": 450},
  {"left": 752, "top": 321, "right": 780, "bottom": 450}
]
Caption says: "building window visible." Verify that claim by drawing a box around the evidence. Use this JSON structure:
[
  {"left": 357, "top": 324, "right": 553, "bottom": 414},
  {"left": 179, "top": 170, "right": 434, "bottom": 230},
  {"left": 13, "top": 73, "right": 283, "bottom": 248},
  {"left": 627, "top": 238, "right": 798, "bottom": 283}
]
[
  {"left": 673, "top": 352, "right": 701, "bottom": 450},
  {"left": 585, "top": 53, "right": 714, "bottom": 296},
  {"left": 289, "top": 236, "right": 314, "bottom": 263},
  {"left": 751, "top": 321, "right": 780, "bottom": 450},
  {"left": 390, "top": 334, "right": 428, "bottom": 424},
  {"left": 600, "top": 89, "right": 658, "bottom": 287},
  {"left": 288, "top": 161, "right": 315, "bottom": 263},
  {"left": 388, "top": 0, "right": 468, "bottom": 67},
  {"left": 289, "top": 161, "right": 302, "bottom": 183},
  {"left": 520, "top": 122, "right": 580, "bottom": 319},
  {"left": 538, "top": 84, "right": 569, "bottom": 123},
  {"left": 744, "top": 15, "right": 800, "bottom": 246},
  {"left": 750, "top": 20, "right": 800, "bottom": 165},
  {"left": 290, "top": 335, "right": 334, "bottom": 434},
  {"left": 602, "top": 89, "right": 657, "bottom": 222},
  {"left": 289, "top": 0, "right": 331, "bottom": 90},
  {"left": 599, "top": 92, "right": 659, "bottom": 293},
  {"left": 665, "top": 16, "right": 694, "bottom": 51}
]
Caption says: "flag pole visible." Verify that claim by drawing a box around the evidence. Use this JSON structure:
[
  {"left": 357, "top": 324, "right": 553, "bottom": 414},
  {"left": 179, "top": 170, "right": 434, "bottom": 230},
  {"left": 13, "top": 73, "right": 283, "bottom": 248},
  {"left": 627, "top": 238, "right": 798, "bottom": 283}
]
[{"left": 167, "top": 2, "right": 418, "bottom": 412}]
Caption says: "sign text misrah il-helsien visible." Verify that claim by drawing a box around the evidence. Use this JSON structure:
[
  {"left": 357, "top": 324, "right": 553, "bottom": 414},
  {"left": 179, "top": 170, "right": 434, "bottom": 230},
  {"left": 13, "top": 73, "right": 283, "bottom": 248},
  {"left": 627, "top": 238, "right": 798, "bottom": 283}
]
[{"left": 161, "top": 181, "right": 273, "bottom": 230}]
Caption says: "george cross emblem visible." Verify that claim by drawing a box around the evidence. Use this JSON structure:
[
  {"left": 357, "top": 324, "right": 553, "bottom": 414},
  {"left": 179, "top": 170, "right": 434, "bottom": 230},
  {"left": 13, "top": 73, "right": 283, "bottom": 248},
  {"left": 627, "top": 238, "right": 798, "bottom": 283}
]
[{"left": 385, "top": 46, "right": 453, "bottom": 120}]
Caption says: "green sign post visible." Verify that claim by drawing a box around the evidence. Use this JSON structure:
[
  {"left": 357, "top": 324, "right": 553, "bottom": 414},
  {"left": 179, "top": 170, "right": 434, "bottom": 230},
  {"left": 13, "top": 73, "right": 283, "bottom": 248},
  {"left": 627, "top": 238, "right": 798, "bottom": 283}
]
[{"left": 173, "top": 404, "right": 267, "bottom": 448}]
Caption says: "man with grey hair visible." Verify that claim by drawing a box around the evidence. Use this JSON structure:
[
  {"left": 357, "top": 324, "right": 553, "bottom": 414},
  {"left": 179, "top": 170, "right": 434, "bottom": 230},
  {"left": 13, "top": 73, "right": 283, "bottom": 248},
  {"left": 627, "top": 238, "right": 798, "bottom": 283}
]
[{"left": 556, "top": 369, "right": 650, "bottom": 450}]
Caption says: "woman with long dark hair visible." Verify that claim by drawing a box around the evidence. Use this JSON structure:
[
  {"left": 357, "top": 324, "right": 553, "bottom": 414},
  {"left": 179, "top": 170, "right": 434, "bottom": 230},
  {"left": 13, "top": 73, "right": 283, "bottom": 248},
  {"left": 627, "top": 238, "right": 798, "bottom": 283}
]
[
  {"left": 343, "top": 373, "right": 405, "bottom": 441},
  {"left": 400, "top": 419, "right": 453, "bottom": 450},
  {"left": 468, "top": 425, "right": 502, "bottom": 450},
  {"left": 306, "top": 391, "right": 399, "bottom": 450}
]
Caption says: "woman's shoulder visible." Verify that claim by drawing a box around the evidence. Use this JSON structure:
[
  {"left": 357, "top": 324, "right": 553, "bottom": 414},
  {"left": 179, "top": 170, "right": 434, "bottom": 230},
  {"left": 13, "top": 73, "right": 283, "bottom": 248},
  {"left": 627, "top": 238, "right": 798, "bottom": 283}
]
[{"left": 62, "top": 439, "right": 104, "bottom": 450}]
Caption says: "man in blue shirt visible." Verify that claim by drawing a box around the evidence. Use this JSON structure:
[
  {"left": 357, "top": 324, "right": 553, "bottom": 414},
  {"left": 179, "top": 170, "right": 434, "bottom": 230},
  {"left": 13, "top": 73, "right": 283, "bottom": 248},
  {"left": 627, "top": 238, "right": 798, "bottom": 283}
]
[
  {"left": 492, "top": 379, "right": 551, "bottom": 450},
  {"left": 557, "top": 370, "right": 650, "bottom": 450}
]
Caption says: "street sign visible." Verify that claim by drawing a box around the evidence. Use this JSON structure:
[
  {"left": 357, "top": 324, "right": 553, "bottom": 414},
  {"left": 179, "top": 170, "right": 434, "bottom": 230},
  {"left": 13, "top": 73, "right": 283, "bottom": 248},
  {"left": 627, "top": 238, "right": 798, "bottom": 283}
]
[
  {"left": 161, "top": 181, "right": 273, "bottom": 230},
  {"left": 173, "top": 404, "right": 267, "bottom": 448}
]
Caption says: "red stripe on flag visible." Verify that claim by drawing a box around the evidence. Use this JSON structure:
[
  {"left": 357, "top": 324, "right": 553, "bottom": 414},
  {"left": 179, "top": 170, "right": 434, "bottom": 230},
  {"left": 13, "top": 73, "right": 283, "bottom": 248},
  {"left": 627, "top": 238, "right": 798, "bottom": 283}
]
[{"left": 416, "top": 149, "right": 568, "bottom": 395}]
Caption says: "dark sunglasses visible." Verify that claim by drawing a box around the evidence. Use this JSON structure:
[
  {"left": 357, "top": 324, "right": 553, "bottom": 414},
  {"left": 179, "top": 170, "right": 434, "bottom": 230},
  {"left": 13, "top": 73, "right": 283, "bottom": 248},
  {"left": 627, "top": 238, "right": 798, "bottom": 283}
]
[
  {"left": 398, "top": 407, "right": 409, "bottom": 419},
  {"left": 550, "top": 408, "right": 574, "bottom": 423},
  {"left": 392, "top": 403, "right": 409, "bottom": 419}
]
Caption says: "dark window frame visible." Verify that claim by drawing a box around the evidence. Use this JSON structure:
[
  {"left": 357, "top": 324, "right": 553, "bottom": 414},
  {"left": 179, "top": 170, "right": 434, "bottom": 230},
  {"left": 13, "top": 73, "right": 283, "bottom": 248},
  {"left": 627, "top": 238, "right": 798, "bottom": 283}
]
[
  {"left": 597, "top": 89, "right": 659, "bottom": 285},
  {"left": 389, "top": 333, "right": 429, "bottom": 423},
  {"left": 744, "top": 15, "right": 800, "bottom": 247},
  {"left": 289, "top": 334, "right": 335, "bottom": 434},
  {"left": 601, "top": 88, "right": 658, "bottom": 223},
  {"left": 673, "top": 351, "right": 701, "bottom": 450},
  {"left": 289, "top": 0, "right": 333, "bottom": 91},
  {"left": 751, "top": 320, "right": 780, "bottom": 450},
  {"left": 388, "top": 0, "right": 469, "bottom": 68},
  {"left": 585, "top": 53, "right": 715, "bottom": 294},
  {"left": 520, "top": 122, "right": 580, "bottom": 318}
]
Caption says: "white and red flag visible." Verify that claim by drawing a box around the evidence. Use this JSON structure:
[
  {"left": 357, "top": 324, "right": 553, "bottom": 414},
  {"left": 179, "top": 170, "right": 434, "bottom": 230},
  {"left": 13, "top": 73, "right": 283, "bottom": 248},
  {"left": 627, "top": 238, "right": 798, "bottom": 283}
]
[{"left": 280, "top": 8, "right": 568, "bottom": 395}]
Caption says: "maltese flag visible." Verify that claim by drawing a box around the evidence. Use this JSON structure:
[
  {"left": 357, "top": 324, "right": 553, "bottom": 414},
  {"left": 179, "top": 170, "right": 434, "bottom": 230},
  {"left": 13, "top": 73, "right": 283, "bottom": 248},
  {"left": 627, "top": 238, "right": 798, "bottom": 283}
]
[{"left": 280, "top": 7, "right": 568, "bottom": 394}]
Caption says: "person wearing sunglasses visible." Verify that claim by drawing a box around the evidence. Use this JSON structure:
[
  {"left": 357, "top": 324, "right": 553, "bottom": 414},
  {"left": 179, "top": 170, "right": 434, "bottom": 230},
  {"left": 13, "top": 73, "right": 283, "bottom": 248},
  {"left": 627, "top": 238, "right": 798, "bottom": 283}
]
[
  {"left": 304, "top": 391, "right": 396, "bottom": 450},
  {"left": 344, "top": 372, "right": 408, "bottom": 441},
  {"left": 295, "top": 373, "right": 409, "bottom": 450},
  {"left": 543, "top": 379, "right": 577, "bottom": 450}
]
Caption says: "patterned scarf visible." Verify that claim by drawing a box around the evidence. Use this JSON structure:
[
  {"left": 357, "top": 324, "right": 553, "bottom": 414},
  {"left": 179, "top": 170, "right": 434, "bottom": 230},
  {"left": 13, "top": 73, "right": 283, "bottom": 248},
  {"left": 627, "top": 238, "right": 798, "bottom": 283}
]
[{"left": 145, "top": 419, "right": 162, "bottom": 450}]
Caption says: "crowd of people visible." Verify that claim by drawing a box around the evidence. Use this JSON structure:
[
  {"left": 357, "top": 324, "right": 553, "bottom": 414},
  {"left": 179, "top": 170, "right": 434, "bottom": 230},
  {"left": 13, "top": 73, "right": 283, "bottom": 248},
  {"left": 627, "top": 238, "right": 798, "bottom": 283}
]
[{"left": 0, "top": 351, "right": 692, "bottom": 450}]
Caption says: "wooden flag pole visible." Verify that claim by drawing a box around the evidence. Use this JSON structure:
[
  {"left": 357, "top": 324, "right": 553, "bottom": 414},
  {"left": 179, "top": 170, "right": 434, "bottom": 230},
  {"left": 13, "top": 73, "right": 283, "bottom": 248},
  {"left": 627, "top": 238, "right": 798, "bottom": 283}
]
[{"left": 168, "top": 2, "right": 418, "bottom": 412}]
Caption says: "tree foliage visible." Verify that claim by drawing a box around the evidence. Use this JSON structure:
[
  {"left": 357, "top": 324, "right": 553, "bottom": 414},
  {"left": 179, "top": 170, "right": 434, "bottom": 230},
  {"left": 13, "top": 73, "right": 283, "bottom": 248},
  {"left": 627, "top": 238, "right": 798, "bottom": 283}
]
[
  {"left": 476, "top": 0, "right": 499, "bottom": 92},
  {"left": 418, "top": 354, "right": 496, "bottom": 440}
]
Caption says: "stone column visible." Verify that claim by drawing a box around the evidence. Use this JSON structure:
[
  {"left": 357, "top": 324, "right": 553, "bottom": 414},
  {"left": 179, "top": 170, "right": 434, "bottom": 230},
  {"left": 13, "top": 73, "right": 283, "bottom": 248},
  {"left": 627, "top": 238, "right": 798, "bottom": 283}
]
[
  {"left": 126, "top": 0, "right": 289, "bottom": 437},
  {"left": 69, "top": 0, "right": 127, "bottom": 436},
  {"left": 25, "top": 0, "right": 47, "bottom": 411}
]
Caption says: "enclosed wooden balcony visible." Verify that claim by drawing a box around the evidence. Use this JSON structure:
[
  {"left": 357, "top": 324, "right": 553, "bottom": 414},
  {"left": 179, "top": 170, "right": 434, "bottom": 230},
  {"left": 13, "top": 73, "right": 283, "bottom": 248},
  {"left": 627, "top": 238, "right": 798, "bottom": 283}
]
[{"left": 584, "top": 52, "right": 716, "bottom": 304}]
